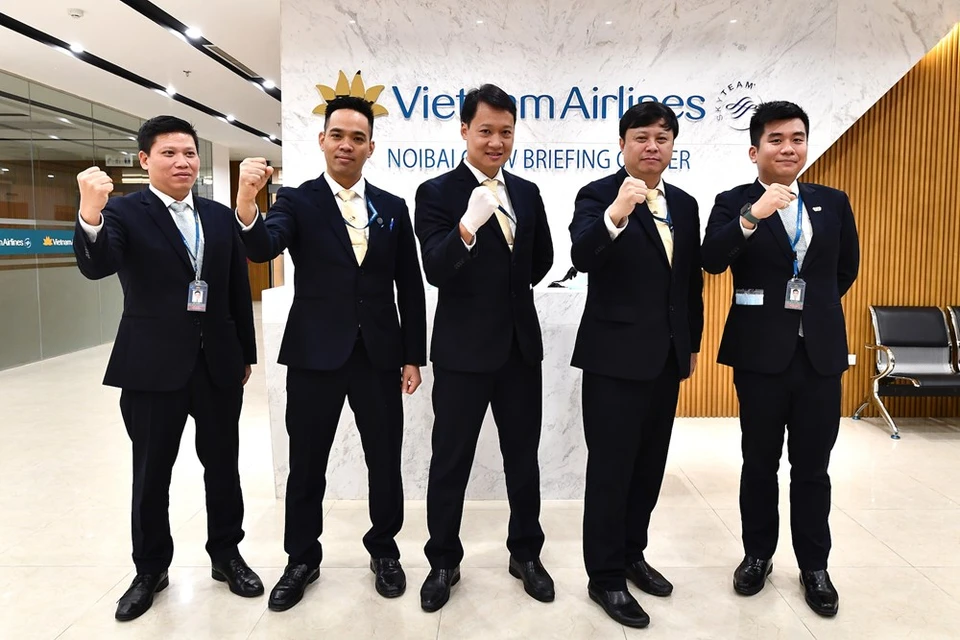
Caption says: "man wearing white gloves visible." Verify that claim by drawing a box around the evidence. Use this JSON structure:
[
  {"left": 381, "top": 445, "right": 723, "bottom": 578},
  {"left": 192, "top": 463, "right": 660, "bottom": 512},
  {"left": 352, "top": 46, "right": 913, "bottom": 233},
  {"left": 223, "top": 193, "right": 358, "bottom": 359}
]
[{"left": 414, "top": 84, "right": 555, "bottom": 612}]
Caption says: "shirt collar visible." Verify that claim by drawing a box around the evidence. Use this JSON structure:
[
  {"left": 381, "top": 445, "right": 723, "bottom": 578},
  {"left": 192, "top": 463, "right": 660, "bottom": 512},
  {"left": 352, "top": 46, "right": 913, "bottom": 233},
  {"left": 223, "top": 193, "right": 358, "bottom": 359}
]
[
  {"left": 758, "top": 179, "right": 800, "bottom": 194},
  {"left": 324, "top": 173, "right": 366, "bottom": 200},
  {"left": 150, "top": 185, "right": 195, "bottom": 210},
  {"left": 464, "top": 159, "right": 506, "bottom": 187}
]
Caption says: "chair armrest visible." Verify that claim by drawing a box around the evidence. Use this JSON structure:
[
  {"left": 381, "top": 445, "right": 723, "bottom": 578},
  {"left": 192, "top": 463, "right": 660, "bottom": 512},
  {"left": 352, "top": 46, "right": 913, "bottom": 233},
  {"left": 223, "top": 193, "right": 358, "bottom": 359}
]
[{"left": 865, "top": 344, "right": 896, "bottom": 381}]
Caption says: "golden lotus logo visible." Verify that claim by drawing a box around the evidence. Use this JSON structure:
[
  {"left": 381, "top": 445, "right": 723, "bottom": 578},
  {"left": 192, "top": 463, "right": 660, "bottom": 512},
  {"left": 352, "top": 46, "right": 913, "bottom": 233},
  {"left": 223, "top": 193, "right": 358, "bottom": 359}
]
[
  {"left": 43, "top": 236, "right": 53, "bottom": 246},
  {"left": 313, "top": 71, "right": 388, "bottom": 117}
]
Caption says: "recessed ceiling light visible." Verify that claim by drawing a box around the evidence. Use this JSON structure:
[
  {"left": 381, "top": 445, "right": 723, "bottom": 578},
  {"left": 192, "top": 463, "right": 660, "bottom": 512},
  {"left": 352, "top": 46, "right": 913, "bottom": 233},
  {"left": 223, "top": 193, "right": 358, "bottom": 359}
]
[
  {"left": 262, "top": 79, "right": 275, "bottom": 89},
  {"left": 268, "top": 134, "right": 276, "bottom": 141},
  {"left": 165, "top": 85, "right": 177, "bottom": 96},
  {"left": 168, "top": 28, "right": 187, "bottom": 43},
  {"left": 184, "top": 26, "right": 203, "bottom": 40},
  {"left": 58, "top": 117, "right": 71, "bottom": 124},
  {"left": 226, "top": 114, "right": 235, "bottom": 122},
  {"left": 47, "top": 174, "right": 55, "bottom": 178},
  {"left": 0, "top": 167, "right": 9, "bottom": 172},
  {"left": 69, "top": 43, "right": 84, "bottom": 53}
]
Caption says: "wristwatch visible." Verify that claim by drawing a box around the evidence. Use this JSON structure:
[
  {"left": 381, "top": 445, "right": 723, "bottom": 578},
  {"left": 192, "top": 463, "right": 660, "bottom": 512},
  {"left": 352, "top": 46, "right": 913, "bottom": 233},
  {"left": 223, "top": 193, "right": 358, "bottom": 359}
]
[{"left": 740, "top": 203, "right": 760, "bottom": 225}]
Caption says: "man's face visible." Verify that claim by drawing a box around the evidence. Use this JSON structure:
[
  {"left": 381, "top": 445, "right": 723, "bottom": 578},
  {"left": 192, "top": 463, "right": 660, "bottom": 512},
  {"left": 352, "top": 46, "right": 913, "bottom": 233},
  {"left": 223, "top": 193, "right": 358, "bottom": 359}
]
[
  {"left": 320, "top": 108, "right": 374, "bottom": 185},
  {"left": 461, "top": 102, "right": 515, "bottom": 178},
  {"left": 139, "top": 132, "right": 199, "bottom": 199},
  {"left": 620, "top": 119, "right": 674, "bottom": 180},
  {"left": 749, "top": 118, "right": 808, "bottom": 185}
]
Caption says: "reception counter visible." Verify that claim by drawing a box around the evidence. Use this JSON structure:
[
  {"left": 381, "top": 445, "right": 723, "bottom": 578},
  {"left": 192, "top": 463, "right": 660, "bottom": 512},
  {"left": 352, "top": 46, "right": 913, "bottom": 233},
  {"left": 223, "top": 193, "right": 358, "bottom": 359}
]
[{"left": 261, "top": 285, "right": 589, "bottom": 500}]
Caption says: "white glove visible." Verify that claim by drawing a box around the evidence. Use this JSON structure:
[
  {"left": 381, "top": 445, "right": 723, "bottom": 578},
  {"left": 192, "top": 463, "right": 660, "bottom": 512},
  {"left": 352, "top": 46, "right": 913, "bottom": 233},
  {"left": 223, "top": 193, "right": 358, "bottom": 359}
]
[{"left": 460, "top": 185, "right": 500, "bottom": 235}]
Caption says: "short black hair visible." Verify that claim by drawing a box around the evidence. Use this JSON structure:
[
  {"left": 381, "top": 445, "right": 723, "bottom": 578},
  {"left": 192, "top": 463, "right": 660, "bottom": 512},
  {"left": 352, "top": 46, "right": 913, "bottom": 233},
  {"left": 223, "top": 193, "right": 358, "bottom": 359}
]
[
  {"left": 461, "top": 84, "right": 517, "bottom": 125},
  {"left": 619, "top": 101, "right": 679, "bottom": 139},
  {"left": 749, "top": 101, "right": 809, "bottom": 147},
  {"left": 324, "top": 96, "right": 375, "bottom": 137},
  {"left": 138, "top": 115, "right": 199, "bottom": 154}
]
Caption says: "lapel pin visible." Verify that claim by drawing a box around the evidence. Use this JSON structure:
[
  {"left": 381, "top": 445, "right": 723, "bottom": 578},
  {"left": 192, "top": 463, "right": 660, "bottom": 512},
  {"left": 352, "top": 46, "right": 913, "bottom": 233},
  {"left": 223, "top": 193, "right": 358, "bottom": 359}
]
[
  {"left": 376, "top": 217, "right": 383, "bottom": 226},
  {"left": 812, "top": 206, "right": 822, "bottom": 212}
]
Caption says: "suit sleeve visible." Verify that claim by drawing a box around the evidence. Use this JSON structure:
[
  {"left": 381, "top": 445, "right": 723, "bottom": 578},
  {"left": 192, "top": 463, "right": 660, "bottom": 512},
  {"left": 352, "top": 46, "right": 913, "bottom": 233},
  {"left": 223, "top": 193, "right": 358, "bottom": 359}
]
[
  {"left": 837, "top": 192, "right": 860, "bottom": 298},
  {"left": 240, "top": 187, "right": 299, "bottom": 263},
  {"left": 73, "top": 202, "right": 128, "bottom": 280},
  {"left": 530, "top": 184, "right": 554, "bottom": 286},
  {"left": 569, "top": 182, "right": 621, "bottom": 272},
  {"left": 393, "top": 201, "right": 428, "bottom": 365},
  {"left": 701, "top": 191, "right": 751, "bottom": 275},
  {"left": 414, "top": 180, "right": 475, "bottom": 288},
  {"left": 229, "top": 223, "right": 257, "bottom": 365},
  {"left": 688, "top": 201, "right": 705, "bottom": 353}
]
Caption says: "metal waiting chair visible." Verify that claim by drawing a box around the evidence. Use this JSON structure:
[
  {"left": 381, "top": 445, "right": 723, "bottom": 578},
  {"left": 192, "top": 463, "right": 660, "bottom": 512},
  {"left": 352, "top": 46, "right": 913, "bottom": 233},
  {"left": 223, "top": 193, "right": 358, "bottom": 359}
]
[{"left": 852, "top": 305, "right": 960, "bottom": 439}]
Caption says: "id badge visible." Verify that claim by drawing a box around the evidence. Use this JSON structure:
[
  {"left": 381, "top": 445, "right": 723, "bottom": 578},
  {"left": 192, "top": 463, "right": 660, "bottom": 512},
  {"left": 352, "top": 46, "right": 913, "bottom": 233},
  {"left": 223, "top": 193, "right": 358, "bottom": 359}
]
[
  {"left": 784, "top": 278, "right": 806, "bottom": 310},
  {"left": 735, "top": 289, "right": 764, "bottom": 306},
  {"left": 187, "top": 280, "right": 209, "bottom": 312}
]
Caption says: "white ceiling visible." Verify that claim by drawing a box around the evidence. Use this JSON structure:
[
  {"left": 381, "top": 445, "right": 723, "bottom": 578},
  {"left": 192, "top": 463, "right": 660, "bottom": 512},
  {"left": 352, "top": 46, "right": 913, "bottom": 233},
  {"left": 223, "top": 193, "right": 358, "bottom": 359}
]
[{"left": 0, "top": 0, "right": 282, "bottom": 162}]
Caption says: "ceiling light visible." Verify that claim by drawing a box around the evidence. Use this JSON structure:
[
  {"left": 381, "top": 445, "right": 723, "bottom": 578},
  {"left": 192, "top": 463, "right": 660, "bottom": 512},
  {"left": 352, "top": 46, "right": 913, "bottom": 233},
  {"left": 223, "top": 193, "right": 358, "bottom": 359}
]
[
  {"left": 0, "top": 168, "right": 9, "bottom": 172},
  {"left": 268, "top": 134, "right": 276, "bottom": 141},
  {"left": 49, "top": 135, "right": 59, "bottom": 139},
  {"left": 59, "top": 117, "right": 71, "bottom": 124},
  {"left": 168, "top": 28, "right": 188, "bottom": 43},
  {"left": 730, "top": 18, "right": 738, "bottom": 23},
  {"left": 69, "top": 43, "right": 84, "bottom": 54},
  {"left": 262, "top": 136, "right": 270, "bottom": 141},
  {"left": 476, "top": 19, "right": 483, "bottom": 24},
  {"left": 605, "top": 20, "right": 612, "bottom": 25},
  {"left": 47, "top": 174, "right": 55, "bottom": 178},
  {"left": 165, "top": 85, "right": 177, "bottom": 96},
  {"left": 217, "top": 116, "right": 228, "bottom": 123},
  {"left": 226, "top": 114, "right": 235, "bottom": 122},
  {"left": 262, "top": 79, "right": 275, "bottom": 89},
  {"left": 127, "top": 136, "right": 136, "bottom": 141},
  {"left": 184, "top": 26, "right": 203, "bottom": 40}
]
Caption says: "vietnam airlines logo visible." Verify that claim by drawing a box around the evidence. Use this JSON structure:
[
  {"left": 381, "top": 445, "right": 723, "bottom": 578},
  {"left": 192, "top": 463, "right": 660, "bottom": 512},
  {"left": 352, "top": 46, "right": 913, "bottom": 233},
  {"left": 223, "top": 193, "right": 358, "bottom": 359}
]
[
  {"left": 313, "top": 70, "right": 388, "bottom": 117},
  {"left": 43, "top": 236, "right": 54, "bottom": 246}
]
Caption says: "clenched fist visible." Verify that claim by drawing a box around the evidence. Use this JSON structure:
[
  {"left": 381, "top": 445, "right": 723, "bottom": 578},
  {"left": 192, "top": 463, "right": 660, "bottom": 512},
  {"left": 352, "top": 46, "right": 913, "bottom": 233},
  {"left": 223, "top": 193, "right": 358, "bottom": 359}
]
[
  {"left": 77, "top": 166, "right": 114, "bottom": 226},
  {"left": 608, "top": 177, "right": 649, "bottom": 225},
  {"left": 460, "top": 185, "right": 500, "bottom": 236},
  {"left": 236, "top": 157, "right": 274, "bottom": 226},
  {"left": 751, "top": 183, "right": 796, "bottom": 221}
]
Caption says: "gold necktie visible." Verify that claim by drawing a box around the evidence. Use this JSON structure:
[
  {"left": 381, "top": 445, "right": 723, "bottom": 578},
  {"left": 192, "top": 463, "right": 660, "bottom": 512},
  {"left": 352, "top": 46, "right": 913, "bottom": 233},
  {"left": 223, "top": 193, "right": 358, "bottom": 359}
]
[
  {"left": 646, "top": 188, "right": 673, "bottom": 266},
  {"left": 338, "top": 189, "right": 367, "bottom": 264},
  {"left": 483, "top": 178, "right": 514, "bottom": 252}
]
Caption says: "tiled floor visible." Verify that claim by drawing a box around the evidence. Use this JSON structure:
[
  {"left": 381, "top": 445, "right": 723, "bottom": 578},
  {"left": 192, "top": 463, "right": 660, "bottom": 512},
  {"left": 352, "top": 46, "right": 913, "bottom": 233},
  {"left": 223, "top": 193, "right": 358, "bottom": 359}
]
[{"left": 2, "top": 331, "right": 960, "bottom": 638}]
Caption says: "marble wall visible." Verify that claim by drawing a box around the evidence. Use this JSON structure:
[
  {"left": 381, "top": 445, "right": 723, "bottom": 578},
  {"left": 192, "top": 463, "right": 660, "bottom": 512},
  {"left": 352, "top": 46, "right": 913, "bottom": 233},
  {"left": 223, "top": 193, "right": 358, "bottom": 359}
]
[{"left": 266, "top": 0, "right": 960, "bottom": 498}]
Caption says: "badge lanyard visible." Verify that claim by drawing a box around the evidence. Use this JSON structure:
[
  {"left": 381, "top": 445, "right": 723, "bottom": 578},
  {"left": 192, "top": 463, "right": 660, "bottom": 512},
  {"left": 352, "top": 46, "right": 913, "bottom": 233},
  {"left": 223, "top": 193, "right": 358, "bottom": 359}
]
[{"left": 789, "top": 193, "right": 804, "bottom": 277}]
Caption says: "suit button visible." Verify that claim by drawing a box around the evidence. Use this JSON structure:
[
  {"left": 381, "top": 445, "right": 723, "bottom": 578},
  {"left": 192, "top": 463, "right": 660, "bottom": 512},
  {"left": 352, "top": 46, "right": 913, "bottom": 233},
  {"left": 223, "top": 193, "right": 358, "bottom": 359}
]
[
  {"left": 194, "top": 319, "right": 200, "bottom": 326},
  {"left": 669, "top": 305, "right": 675, "bottom": 312},
  {"left": 358, "top": 299, "right": 364, "bottom": 304},
  {"left": 359, "top": 268, "right": 365, "bottom": 275}
]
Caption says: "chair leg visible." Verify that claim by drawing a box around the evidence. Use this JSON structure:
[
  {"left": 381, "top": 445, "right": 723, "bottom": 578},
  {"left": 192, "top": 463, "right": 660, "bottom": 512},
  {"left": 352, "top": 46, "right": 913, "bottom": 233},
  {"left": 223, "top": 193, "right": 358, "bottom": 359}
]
[
  {"left": 869, "top": 383, "right": 900, "bottom": 440},
  {"left": 852, "top": 396, "right": 870, "bottom": 419}
]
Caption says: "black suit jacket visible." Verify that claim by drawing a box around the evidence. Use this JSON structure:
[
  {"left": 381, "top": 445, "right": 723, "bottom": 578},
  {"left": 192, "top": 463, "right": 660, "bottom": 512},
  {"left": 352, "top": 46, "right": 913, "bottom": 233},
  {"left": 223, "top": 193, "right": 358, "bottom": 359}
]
[
  {"left": 241, "top": 175, "right": 426, "bottom": 372},
  {"left": 415, "top": 162, "right": 554, "bottom": 373},
  {"left": 701, "top": 180, "right": 860, "bottom": 376},
  {"left": 73, "top": 189, "right": 256, "bottom": 392},
  {"left": 569, "top": 169, "right": 704, "bottom": 381}
]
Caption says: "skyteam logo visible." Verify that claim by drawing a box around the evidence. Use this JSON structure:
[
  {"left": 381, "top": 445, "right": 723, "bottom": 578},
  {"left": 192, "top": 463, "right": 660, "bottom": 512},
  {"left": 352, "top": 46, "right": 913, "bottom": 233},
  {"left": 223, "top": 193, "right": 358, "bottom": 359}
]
[{"left": 715, "top": 79, "right": 761, "bottom": 131}]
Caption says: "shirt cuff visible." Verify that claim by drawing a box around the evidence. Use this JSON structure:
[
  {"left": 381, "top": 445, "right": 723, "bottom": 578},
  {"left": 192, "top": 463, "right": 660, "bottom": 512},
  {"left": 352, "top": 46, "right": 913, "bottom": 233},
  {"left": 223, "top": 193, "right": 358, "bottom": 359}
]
[
  {"left": 740, "top": 216, "right": 757, "bottom": 238},
  {"left": 236, "top": 206, "right": 260, "bottom": 232},
  {"left": 78, "top": 211, "right": 103, "bottom": 242},
  {"left": 462, "top": 235, "right": 477, "bottom": 250},
  {"left": 604, "top": 206, "right": 628, "bottom": 240}
]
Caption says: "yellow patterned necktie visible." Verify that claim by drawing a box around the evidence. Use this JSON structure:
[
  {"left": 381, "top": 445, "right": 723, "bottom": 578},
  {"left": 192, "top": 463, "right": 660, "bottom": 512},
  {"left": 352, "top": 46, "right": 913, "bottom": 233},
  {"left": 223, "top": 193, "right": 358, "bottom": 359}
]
[
  {"left": 338, "top": 189, "right": 367, "bottom": 264},
  {"left": 646, "top": 188, "right": 673, "bottom": 266},
  {"left": 483, "top": 178, "right": 514, "bottom": 252}
]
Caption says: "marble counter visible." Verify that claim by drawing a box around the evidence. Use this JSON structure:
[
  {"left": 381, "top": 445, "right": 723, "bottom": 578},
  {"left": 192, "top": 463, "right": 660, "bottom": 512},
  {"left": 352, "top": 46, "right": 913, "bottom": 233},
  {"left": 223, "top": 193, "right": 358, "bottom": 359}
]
[{"left": 262, "top": 285, "right": 587, "bottom": 499}]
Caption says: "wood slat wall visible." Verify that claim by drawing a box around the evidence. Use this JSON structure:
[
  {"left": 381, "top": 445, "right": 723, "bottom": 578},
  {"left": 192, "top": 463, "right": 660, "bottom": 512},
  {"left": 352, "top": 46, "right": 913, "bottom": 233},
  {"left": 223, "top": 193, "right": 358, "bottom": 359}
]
[{"left": 677, "top": 24, "right": 960, "bottom": 418}]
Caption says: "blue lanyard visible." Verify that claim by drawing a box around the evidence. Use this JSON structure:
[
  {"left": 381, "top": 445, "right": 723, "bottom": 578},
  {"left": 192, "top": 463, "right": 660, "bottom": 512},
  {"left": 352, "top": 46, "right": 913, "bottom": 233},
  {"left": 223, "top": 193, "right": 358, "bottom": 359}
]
[
  {"left": 343, "top": 198, "right": 381, "bottom": 230},
  {"left": 789, "top": 192, "right": 804, "bottom": 277},
  {"left": 650, "top": 196, "right": 673, "bottom": 233},
  {"left": 174, "top": 205, "right": 202, "bottom": 279}
]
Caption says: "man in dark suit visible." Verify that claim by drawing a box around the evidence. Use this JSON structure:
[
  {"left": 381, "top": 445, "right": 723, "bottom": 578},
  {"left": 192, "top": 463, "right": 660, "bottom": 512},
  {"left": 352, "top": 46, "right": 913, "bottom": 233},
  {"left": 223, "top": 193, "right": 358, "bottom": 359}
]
[
  {"left": 235, "top": 95, "right": 427, "bottom": 611},
  {"left": 74, "top": 116, "right": 262, "bottom": 622},
  {"left": 701, "top": 101, "right": 859, "bottom": 617},
  {"left": 569, "top": 102, "right": 703, "bottom": 628},
  {"left": 414, "top": 84, "right": 555, "bottom": 612}
]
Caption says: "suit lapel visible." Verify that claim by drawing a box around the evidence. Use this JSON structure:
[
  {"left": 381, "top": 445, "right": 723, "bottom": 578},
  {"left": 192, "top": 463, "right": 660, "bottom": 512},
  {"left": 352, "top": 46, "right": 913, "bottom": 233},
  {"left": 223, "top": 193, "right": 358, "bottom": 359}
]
[
  {"left": 364, "top": 183, "right": 389, "bottom": 264},
  {"left": 798, "top": 182, "right": 822, "bottom": 268},
  {"left": 142, "top": 189, "right": 194, "bottom": 273},
  {"left": 501, "top": 171, "right": 526, "bottom": 254},
  {"left": 313, "top": 176, "right": 355, "bottom": 260},
  {"left": 456, "top": 161, "right": 512, "bottom": 251},
  {"left": 195, "top": 198, "right": 213, "bottom": 279},
  {"left": 620, "top": 169, "right": 669, "bottom": 268}
]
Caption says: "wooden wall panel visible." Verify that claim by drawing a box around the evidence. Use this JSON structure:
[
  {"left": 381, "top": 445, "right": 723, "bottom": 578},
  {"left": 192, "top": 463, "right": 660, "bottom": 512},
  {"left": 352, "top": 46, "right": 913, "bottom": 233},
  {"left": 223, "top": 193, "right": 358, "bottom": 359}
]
[{"left": 678, "top": 24, "right": 960, "bottom": 418}]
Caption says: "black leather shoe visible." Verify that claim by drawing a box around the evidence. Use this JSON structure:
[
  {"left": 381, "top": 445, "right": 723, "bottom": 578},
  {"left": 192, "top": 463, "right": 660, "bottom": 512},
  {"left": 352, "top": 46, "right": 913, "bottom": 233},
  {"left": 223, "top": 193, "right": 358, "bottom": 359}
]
[
  {"left": 733, "top": 556, "right": 772, "bottom": 596},
  {"left": 212, "top": 556, "right": 264, "bottom": 597},
  {"left": 268, "top": 563, "right": 320, "bottom": 612},
  {"left": 370, "top": 557, "right": 406, "bottom": 598},
  {"left": 115, "top": 571, "right": 169, "bottom": 621},
  {"left": 420, "top": 566, "right": 460, "bottom": 612},
  {"left": 626, "top": 559, "right": 673, "bottom": 597},
  {"left": 508, "top": 556, "right": 555, "bottom": 602},
  {"left": 587, "top": 582, "right": 650, "bottom": 629},
  {"left": 800, "top": 570, "right": 839, "bottom": 617}
]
